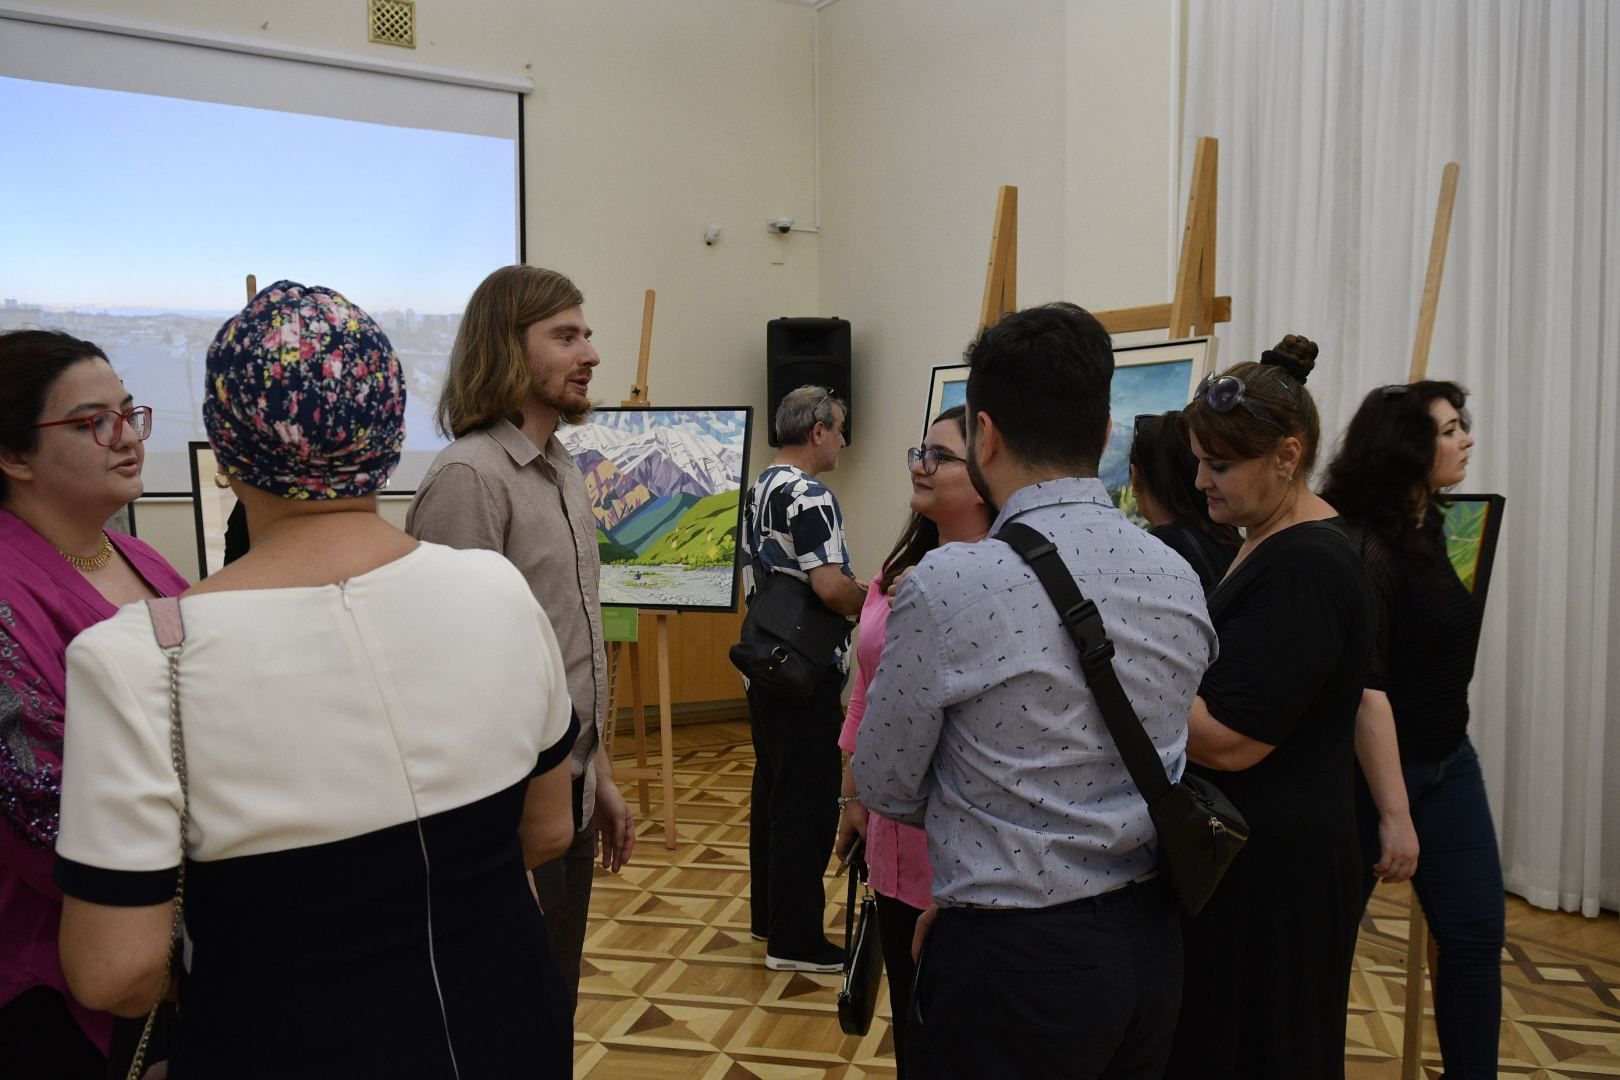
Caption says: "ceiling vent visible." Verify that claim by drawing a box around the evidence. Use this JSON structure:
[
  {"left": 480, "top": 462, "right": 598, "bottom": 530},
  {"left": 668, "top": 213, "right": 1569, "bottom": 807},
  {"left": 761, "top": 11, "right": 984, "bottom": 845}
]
[{"left": 368, "top": 0, "right": 416, "bottom": 49}]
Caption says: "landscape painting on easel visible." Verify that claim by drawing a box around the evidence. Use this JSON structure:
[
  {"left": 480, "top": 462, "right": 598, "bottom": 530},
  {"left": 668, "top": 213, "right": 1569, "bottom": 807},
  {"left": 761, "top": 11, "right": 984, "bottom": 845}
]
[
  {"left": 1100, "top": 337, "right": 1216, "bottom": 526},
  {"left": 1441, "top": 493, "right": 1505, "bottom": 605},
  {"left": 925, "top": 337, "right": 1216, "bottom": 527},
  {"left": 559, "top": 407, "right": 753, "bottom": 612}
]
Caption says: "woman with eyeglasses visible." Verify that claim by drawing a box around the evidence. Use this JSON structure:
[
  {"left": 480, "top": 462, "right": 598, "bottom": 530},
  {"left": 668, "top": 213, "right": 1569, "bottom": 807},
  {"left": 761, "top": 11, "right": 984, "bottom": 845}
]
[
  {"left": 1128, "top": 411, "right": 1241, "bottom": 596},
  {"left": 833, "top": 405, "right": 990, "bottom": 1077},
  {"left": 1164, "top": 335, "right": 1375, "bottom": 1080},
  {"left": 0, "top": 329, "right": 189, "bottom": 1077},
  {"left": 1321, "top": 381, "right": 1501, "bottom": 1079}
]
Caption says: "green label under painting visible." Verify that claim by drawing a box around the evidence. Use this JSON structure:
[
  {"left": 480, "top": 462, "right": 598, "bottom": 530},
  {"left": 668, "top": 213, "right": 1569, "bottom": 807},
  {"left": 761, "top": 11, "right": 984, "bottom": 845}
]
[{"left": 601, "top": 605, "right": 639, "bottom": 642}]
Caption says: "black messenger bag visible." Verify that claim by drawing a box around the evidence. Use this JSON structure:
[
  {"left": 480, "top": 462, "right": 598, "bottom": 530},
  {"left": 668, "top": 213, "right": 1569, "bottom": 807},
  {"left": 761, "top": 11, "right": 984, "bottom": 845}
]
[{"left": 729, "top": 571, "right": 851, "bottom": 703}]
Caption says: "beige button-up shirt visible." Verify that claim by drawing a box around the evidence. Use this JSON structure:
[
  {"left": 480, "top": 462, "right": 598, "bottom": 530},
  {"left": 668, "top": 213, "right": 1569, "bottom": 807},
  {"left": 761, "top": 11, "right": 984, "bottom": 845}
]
[{"left": 406, "top": 419, "right": 608, "bottom": 828}]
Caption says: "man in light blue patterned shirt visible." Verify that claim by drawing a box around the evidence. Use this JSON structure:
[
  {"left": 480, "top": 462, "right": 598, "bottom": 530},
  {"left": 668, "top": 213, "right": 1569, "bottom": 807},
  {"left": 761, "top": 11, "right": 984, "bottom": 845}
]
[{"left": 852, "top": 304, "right": 1216, "bottom": 1079}]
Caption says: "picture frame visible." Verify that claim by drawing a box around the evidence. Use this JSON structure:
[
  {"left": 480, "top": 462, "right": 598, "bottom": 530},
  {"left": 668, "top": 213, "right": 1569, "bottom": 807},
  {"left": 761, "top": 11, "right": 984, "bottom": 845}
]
[
  {"left": 922, "top": 337, "right": 1218, "bottom": 526},
  {"left": 1440, "top": 493, "right": 1506, "bottom": 607},
  {"left": 1101, "top": 337, "right": 1218, "bottom": 523},
  {"left": 557, "top": 406, "right": 754, "bottom": 612},
  {"left": 187, "top": 441, "right": 237, "bottom": 579}
]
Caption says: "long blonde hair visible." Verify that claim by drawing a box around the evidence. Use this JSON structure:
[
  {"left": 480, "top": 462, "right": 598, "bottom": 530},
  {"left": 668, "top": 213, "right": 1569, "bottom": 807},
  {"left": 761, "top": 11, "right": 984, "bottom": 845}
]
[{"left": 437, "top": 265, "right": 584, "bottom": 439}]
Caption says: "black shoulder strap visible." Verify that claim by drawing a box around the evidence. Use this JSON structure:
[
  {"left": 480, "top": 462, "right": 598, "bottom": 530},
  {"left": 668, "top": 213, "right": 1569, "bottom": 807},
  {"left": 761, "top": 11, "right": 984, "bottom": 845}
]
[{"left": 995, "top": 522, "right": 1173, "bottom": 805}]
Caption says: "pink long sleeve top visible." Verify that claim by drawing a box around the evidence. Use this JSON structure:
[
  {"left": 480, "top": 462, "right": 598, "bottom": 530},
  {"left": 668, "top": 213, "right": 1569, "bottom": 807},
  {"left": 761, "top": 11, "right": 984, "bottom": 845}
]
[{"left": 838, "top": 578, "right": 933, "bottom": 910}]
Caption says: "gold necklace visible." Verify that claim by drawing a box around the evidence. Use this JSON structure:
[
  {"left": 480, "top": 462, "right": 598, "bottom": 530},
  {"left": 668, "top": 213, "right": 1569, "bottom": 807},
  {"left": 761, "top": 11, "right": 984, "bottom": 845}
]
[{"left": 59, "top": 532, "right": 114, "bottom": 573}]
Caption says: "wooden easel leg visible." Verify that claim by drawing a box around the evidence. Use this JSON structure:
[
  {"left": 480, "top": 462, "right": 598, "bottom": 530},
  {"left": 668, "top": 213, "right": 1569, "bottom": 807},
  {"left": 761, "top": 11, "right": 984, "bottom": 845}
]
[
  {"left": 629, "top": 640, "right": 651, "bottom": 818},
  {"left": 655, "top": 614, "right": 678, "bottom": 850},
  {"left": 1401, "top": 896, "right": 1429, "bottom": 1080}
]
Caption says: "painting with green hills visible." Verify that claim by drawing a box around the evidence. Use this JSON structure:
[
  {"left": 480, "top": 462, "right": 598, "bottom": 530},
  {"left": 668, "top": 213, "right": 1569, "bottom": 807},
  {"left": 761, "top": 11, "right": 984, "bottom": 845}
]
[
  {"left": 1441, "top": 493, "right": 1505, "bottom": 602},
  {"left": 560, "top": 407, "right": 753, "bottom": 611}
]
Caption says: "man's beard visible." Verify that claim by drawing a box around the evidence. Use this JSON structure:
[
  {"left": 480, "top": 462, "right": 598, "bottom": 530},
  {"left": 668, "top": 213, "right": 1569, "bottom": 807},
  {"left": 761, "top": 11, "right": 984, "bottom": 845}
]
[{"left": 965, "top": 441, "right": 999, "bottom": 518}]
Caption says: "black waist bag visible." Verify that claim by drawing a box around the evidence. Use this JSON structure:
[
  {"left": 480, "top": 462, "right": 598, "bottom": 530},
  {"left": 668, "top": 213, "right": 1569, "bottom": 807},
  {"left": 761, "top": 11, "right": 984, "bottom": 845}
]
[
  {"left": 997, "top": 522, "right": 1248, "bottom": 917},
  {"left": 729, "top": 571, "right": 850, "bottom": 703}
]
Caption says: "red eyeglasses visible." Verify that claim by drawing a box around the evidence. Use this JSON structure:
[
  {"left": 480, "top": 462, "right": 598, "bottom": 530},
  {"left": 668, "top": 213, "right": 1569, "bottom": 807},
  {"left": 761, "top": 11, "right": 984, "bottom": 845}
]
[{"left": 34, "top": 406, "right": 154, "bottom": 447}]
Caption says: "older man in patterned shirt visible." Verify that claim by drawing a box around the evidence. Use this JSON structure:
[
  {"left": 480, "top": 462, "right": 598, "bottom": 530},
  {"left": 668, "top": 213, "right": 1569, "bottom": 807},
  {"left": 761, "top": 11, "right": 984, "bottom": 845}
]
[
  {"left": 853, "top": 305, "right": 1217, "bottom": 1079},
  {"left": 740, "top": 386, "right": 866, "bottom": 972}
]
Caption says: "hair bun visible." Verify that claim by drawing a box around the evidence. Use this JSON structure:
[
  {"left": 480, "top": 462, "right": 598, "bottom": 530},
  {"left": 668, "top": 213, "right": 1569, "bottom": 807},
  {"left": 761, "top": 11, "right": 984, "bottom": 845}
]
[{"left": 1261, "top": 333, "right": 1318, "bottom": 384}]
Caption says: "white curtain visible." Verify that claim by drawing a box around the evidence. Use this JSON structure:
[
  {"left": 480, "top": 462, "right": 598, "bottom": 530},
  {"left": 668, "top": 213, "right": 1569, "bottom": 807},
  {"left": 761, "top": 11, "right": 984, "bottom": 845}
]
[{"left": 1183, "top": 0, "right": 1620, "bottom": 916}]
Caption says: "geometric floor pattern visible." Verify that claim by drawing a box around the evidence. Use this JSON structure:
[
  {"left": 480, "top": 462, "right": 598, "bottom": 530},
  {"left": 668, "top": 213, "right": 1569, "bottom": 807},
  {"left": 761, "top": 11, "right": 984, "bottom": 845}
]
[{"left": 577, "top": 721, "right": 1620, "bottom": 1079}]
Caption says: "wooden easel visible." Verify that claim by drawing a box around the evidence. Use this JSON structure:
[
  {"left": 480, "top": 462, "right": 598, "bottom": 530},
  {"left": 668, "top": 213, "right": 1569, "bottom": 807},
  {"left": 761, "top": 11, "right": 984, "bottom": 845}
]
[
  {"left": 976, "top": 137, "right": 1233, "bottom": 341},
  {"left": 604, "top": 289, "right": 680, "bottom": 850},
  {"left": 1398, "top": 161, "right": 1461, "bottom": 1080},
  {"left": 979, "top": 185, "right": 1018, "bottom": 330},
  {"left": 1094, "top": 136, "right": 1232, "bottom": 338}
]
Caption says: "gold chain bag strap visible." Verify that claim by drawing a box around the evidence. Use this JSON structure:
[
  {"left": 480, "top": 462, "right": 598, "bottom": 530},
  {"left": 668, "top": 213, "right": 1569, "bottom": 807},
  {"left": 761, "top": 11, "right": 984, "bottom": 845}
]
[{"left": 127, "top": 598, "right": 190, "bottom": 1080}]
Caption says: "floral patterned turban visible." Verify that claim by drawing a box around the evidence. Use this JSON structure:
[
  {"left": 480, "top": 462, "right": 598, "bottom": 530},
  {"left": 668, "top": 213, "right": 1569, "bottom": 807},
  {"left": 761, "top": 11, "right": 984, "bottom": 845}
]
[{"left": 204, "top": 281, "right": 405, "bottom": 499}]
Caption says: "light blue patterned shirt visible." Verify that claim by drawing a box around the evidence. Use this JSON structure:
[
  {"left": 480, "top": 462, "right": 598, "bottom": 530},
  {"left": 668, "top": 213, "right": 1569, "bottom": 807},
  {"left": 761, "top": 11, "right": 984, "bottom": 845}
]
[{"left": 850, "top": 477, "right": 1217, "bottom": 908}]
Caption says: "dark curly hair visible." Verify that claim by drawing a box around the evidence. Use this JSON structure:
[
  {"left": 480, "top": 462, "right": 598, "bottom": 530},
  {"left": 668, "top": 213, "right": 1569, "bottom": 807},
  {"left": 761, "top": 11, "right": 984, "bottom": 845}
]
[
  {"left": 1183, "top": 333, "right": 1323, "bottom": 475},
  {"left": 1129, "top": 411, "right": 1240, "bottom": 547},
  {"left": 879, "top": 406, "right": 967, "bottom": 594},
  {"left": 1319, "top": 380, "right": 1470, "bottom": 564}
]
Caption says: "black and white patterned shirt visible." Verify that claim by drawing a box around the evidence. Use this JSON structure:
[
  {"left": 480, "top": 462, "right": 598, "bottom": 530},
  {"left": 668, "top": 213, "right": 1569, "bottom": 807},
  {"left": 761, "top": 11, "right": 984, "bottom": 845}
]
[{"left": 850, "top": 477, "right": 1217, "bottom": 908}]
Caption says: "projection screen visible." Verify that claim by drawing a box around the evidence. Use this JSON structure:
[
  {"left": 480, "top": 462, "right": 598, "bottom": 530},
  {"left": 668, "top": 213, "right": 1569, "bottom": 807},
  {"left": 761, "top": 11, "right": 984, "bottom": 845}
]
[{"left": 0, "top": 13, "right": 524, "bottom": 491}]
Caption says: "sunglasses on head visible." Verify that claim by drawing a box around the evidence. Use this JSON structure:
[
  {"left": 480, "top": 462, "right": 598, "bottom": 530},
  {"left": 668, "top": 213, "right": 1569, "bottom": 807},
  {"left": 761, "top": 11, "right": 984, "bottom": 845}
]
[{"left": 1192, "top": 373, "right": 1299, "bottom": 431}]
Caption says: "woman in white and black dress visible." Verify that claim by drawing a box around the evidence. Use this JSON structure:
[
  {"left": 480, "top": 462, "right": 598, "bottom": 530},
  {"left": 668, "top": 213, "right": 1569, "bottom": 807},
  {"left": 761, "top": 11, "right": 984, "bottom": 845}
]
[{"left": 54, "top": 282, "right": 580, "bottom": 1077}]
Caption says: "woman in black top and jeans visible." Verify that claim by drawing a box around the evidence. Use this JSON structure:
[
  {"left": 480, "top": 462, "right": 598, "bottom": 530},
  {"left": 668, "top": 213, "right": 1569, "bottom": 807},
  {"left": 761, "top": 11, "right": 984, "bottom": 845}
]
[
  {"left": 1321, "top": 381, "right": 1502, "bottom": 1080},
  {"left": 1129, "top": 410, "right": 1240, "bottom": 595}
]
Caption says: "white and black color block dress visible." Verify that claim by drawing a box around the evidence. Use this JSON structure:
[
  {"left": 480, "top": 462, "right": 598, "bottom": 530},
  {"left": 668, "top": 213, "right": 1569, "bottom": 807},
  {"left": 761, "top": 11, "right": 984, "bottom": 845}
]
[{"left": 55, "top": 543, "right": 579, "bottom": 1078}]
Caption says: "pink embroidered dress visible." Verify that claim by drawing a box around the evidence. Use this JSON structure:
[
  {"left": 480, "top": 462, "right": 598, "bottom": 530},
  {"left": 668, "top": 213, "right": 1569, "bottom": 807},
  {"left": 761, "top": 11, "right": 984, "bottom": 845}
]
[
  {"left": 838, "top": 578, "right": 932, "bottom": 910},
  {"left": 0, "top": 509, "right": 188, "bottom": 1049}
]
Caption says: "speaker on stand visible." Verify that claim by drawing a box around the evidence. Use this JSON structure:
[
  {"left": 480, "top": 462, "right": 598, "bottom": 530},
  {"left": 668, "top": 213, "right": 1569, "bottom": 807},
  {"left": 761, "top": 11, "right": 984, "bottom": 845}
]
[{"left": 766, "top": 317, "right": 852, "bottom": 446}]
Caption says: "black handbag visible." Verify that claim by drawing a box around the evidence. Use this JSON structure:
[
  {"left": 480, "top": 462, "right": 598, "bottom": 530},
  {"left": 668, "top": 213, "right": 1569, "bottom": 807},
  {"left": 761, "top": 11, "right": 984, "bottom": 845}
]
[
  {"left": 996, "top": 523, "right": 1249, "bottom": 917},
  {"left": 835, "top": 842, "right": 882, "bottom": 1036},
  {"left": 729, "top": 571, "right": 851, "bottom": 702}
]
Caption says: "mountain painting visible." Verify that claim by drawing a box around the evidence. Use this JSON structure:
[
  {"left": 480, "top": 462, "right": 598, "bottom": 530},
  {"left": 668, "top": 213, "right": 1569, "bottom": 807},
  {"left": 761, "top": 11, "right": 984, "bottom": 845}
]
[{"left": 559, "top": 406, "right": 753, "bottom": 611}]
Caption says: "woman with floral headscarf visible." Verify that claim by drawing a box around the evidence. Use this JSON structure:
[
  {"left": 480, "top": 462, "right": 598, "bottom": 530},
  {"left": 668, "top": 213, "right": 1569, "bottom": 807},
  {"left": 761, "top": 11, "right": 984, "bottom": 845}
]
[{"left": 54, "top": 283, "right": 580, "bottom": 1076}]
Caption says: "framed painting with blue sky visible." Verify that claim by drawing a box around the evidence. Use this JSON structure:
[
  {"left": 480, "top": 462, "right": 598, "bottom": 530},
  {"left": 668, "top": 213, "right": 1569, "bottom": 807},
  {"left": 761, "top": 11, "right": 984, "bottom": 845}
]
[
  {"left": 558, "top": 407, "right": 753, "bottom": 613},
  {"left": 924, "top": 337, "right": 1216, "bottom": 525}
]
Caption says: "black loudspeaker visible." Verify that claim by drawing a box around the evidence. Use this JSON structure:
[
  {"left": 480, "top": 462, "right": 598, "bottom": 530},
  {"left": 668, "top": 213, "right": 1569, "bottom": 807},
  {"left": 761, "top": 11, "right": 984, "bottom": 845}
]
[{"left": 767, "top": 317, "right": 852, "bottom": 446}]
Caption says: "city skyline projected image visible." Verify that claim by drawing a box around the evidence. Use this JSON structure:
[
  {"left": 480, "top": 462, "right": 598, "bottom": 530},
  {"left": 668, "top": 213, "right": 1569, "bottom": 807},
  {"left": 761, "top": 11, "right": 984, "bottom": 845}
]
[{"left": 0, "top": 73, "right": 519, "bottom": 491}]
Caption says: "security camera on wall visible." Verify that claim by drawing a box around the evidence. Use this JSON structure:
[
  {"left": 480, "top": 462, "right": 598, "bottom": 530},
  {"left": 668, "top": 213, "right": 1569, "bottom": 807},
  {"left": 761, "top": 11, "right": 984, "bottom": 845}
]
[{"left": 768, "top": 217, "right": 794, "bottom": 234}]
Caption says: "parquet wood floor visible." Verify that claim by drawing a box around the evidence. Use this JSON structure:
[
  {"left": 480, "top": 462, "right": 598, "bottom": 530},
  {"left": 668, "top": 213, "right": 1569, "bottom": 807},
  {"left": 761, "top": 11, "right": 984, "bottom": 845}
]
[{"left": 576, "top": 721, "right": 1620, "bottom": 1078}]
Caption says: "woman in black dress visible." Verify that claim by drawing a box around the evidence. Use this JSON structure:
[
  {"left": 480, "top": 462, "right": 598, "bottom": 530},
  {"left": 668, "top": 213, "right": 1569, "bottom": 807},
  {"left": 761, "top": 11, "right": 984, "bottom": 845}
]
[
  {"left": 1128, "top": 410, "right": 1241, "bottom": 595},
  {"left": 1163, "top": 335, "right": 1374, "bottom": 1080},
  {"left": 1322, "top": 382, "right": 1502, "bottom": 1079}
]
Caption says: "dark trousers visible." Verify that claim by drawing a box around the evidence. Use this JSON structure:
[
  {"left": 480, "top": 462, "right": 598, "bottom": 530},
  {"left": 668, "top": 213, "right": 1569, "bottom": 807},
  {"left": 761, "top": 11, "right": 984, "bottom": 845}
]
[
  {"left": 533, "top": 777, "right": 596, "bottom": 1010},
  {"left": 1357, "top": 738, "right": 1504, "bottom": 1080},
  {"left": 747, "top": 670, "right": 843, "bottom": 955},
  {"left": 874, "top": 892, "right": 926, "bottom": 1079},
  {"left": 910, "top": 880, "right": 1182, "bottom": 1080}
]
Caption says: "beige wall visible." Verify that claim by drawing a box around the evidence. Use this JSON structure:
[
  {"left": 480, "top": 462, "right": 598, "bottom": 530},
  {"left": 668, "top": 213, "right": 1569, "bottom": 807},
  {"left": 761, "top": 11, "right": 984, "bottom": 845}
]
[
  {"left": 32, "top": 0, "right": 1184, "bottom": 585},
  {"left": 29, "top": 0, "right": 821, "bottom": 577},
  {"left": 815, "top": 0, "right": 1180, "bottom": 572}
]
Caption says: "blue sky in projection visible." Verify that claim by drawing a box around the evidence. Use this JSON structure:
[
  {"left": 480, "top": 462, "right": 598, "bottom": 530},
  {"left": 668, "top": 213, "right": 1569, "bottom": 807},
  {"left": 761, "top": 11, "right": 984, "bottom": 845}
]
[{"left": 0, "top": 75, "right": 515, "bottom": 312}]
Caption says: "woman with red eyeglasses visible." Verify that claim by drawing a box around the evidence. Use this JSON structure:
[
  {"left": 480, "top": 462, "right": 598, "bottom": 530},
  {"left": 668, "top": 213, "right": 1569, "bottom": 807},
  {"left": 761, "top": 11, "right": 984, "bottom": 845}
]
[{"left": 0, "top": 328, "right": 187, "bottom": 1078}]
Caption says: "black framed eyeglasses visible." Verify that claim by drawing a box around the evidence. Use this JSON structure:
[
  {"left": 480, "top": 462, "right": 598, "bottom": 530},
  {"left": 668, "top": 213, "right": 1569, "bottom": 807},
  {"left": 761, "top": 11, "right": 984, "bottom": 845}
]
[
  {"left": 34, "top": 406, "right": 153, "bottom": 447},
  {"left": 1192, "top": 374, "right": 1295, "bottom": 431},
  {"left": 907, "top": 445, "right": 968, "bottom": 475}
]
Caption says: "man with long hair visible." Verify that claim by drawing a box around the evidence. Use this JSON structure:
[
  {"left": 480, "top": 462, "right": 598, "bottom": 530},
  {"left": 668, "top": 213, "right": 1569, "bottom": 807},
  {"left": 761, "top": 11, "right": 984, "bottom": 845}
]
[{"left": 407, "top": 265, "right": 635, "bottom": 1009}]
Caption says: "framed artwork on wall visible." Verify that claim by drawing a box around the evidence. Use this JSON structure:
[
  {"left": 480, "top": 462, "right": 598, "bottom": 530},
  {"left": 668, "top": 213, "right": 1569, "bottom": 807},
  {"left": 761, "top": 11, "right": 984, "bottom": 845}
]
[
  {"left": 1441, "top": 493, "right": 1506, "bottom": 606},
  {"left": 922, "top": 337, "right": 1218, "bottom": 525},
  {"left": 557, "top": 407, "right": 754, "bottom": 612}
]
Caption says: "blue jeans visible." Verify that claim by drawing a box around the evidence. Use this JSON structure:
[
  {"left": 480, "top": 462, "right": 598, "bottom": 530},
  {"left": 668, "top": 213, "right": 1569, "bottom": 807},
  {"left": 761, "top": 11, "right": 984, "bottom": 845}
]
[{"left": 1357, "top": 738, "right": 1505, "bottom": 1080}]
